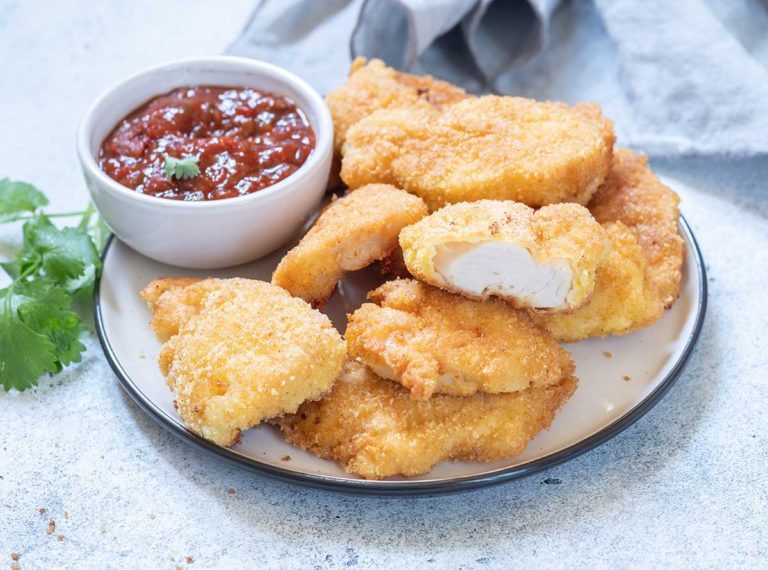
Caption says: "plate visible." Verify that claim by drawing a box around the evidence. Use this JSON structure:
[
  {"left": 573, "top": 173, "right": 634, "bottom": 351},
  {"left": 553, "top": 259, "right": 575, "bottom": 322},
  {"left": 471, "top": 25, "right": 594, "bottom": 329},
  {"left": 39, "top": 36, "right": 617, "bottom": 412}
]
[{"left": 94, "top": 185, "right": 706, "bottom": 496}]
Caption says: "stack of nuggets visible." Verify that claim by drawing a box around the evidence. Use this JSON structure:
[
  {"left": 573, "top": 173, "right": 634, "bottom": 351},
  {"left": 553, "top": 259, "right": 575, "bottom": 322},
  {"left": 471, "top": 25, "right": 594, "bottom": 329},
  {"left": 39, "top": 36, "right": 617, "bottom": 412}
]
[{"left": 142, "top": 58, "right": 684, "bottom": 480}]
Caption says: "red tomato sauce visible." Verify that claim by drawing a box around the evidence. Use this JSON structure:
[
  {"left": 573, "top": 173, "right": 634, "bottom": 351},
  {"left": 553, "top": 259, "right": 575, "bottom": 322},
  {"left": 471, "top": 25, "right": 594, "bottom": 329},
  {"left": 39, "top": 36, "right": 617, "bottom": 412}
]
[{"left": 98, "top": 86, "right": 315, "bottom": 201}]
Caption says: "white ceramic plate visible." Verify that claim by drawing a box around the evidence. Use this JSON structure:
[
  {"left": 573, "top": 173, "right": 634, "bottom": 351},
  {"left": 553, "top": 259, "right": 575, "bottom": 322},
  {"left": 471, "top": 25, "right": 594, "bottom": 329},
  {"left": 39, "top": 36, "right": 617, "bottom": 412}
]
[{"left": 95, "top": 185, "right": 706, "bottom": 496}]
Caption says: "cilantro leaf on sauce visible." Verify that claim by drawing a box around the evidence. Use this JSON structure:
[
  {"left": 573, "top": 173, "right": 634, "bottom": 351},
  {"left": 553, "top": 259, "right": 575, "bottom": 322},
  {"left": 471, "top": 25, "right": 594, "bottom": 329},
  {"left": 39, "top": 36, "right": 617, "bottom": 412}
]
[{"left": 163, "top": 155, "right": 200, "bottom": 180}]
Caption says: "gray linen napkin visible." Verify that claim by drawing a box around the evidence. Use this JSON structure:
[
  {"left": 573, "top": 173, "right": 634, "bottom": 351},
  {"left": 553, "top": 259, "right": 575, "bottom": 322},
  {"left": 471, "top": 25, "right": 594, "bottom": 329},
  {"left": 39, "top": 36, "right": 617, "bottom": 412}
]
[{"left": 229, "top": 0, "right": 768, "bottom": 157}]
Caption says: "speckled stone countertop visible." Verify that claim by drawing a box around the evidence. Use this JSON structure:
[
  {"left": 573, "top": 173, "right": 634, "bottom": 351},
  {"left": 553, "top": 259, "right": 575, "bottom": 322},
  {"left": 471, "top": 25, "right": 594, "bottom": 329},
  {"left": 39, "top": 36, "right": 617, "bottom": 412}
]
[{"left": 0, "top": 1, "right": 766, "bottom": 568}]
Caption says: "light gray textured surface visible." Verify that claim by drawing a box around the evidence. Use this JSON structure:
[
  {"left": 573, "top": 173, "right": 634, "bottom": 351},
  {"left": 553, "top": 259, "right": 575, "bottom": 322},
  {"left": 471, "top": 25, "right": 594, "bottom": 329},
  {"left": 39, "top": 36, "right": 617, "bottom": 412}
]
[{"left": 0, "top": 1, "right": 766, "bottom": 568}]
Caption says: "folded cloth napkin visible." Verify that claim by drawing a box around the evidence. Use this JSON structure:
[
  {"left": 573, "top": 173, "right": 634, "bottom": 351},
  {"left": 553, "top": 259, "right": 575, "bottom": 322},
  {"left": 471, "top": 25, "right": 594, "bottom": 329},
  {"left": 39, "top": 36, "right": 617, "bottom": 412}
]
[{"left": 229, "top": 0, "right": 768, "bottom": 157}]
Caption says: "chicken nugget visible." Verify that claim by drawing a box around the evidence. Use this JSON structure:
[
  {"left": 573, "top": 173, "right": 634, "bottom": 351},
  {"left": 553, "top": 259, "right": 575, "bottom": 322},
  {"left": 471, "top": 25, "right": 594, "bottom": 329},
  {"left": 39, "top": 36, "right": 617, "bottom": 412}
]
[
  {"left": 588, "top": 149, "right": 684, "bottom": 307},
  {"left": 140, "top": 278, "right": 346, "bottom": 447},
  {"left": 341, "top": 96, "right": 615, "bottom": 210},
  {"left": 326, "top": 57, "right": 468, "bottom": 155},
  {"left": 530, "top": 222, "right": 664, "bottom": 342},
  {"left": 272, "top": 184, "right": 428, "bottom": 307},
  {"left": 400, "top": 201, "right": 609, "bottom": 311},
  {"left": 346, "top": 279, "right": 575, "bottom": 400},
  {"left": 274, "top": 360, "right": 577, "bottom": 479}
]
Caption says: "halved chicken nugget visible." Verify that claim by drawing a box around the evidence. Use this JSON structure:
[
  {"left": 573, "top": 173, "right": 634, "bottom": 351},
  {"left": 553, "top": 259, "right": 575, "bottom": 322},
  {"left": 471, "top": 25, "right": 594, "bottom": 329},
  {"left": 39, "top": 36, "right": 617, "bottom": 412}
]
[
  {"left": 140, "top": 278, "right": 346, "bottom": 447},
  {"left": 400, "top": 201, "right": 609, "bottom": 311},
  {"left": 272, "top": 184, "right": 428, "bottom": 307},
  {"left": 341, "top": 96, "right": 615, "bottom": 210},
  {"left": 346, "top": 279, "right": 575, "bottom": 400},
  {"left": 530, "top": 222, "right": 664, "bottom": 342},
  {"left": 274, "top": 360, "right": 577, "bottom": 480},
  {"left": 588, "top": 149, "right": 684, "bottom": 307}
]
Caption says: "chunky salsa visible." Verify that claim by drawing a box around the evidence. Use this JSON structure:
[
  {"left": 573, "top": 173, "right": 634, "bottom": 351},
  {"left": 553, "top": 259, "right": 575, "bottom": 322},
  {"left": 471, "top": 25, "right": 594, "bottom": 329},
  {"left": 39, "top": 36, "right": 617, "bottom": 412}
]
[{"left": 99, "top": 86, "right": 315, "bottom": 201}]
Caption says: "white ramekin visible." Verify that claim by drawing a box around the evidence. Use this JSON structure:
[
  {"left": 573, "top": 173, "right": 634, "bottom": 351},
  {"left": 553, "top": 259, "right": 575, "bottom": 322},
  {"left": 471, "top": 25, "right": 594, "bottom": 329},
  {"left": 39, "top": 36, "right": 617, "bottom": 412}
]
[{"left": 77, "top": 56, "right": 333, "bottom": 268}]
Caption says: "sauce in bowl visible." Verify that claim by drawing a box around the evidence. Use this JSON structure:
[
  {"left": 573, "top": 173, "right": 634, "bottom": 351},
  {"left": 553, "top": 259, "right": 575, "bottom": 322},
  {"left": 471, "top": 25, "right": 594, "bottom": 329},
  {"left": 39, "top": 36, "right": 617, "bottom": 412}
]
[{"left": 98, "top": 86, "right": 315, "bottom": 201}]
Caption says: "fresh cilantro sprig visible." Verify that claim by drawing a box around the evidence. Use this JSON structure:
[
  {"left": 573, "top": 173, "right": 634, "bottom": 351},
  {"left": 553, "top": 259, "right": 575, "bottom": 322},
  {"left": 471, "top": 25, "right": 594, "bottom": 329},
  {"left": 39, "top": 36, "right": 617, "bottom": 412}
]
[
  {"left": 0, "top": 178, "right": 104, "bottom": 391},
  {"left": 163, "top": 154, "right": 200, "bottom": 180}
]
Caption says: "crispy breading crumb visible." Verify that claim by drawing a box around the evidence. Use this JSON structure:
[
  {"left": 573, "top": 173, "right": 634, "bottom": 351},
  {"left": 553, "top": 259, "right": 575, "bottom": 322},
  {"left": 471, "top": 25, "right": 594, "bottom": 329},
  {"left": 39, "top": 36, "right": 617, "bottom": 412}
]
[
  {"left": 11, "top": 563, "right": 20, "bottom": 570},
  {"left": 603, "top": 351, "right": 613, "bottom": 358},
  {"left": 623, "top": 375, "right": 632, "bottom": 382},
  {"left": 531, "top": 223, "right": 664, "bottom": 341},
  {"left": 281, "top": 455, "right": 291, "bottom": 461},
  {"left": 275, "top": 360, "right": 577, "bottom": 479},
  {"left": 10, "top": 553, "right": 19, "bottom": 561},
  {"left": 186, "top": 556, "right": 194, "bottom": 564},
  {"left": 38, "top": 507, "right": 46, "bottom": 515},
  {"left": 589, "top": 149, "right": 684, "bottom": 307},
  {"left": 56, "top": 535, "right": 64, "bottom": 542},
  {"left": 326, "top": 57, "right": 467, "bottom": 153},
  {"left": 346, "top": 279, "right": 574, "bottom": 399},
  {"left": 272, "top": 184, "right": 428, "bottom": 307},
  {"left": 46, "top": 520, "right": 55, "bottom": 535},
  {"left": 141, "top": 278, "right": 346, "bottom": 447},
  {"left": 342, "top": 96, "right": 614, "bottom": 210}
]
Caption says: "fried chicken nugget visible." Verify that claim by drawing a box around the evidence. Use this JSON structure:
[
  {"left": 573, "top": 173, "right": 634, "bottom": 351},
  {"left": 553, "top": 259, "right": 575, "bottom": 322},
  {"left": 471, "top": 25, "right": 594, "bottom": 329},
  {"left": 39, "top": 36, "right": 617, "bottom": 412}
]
[
  {"left": 341, "top": 96, "right": 615, "bottom": 210},
  {"left": 588, "top": 149, "right": 684, "bottom": 307},
  {"left": 346, "top": 279, "right": 575, "bottom": 400},
  {"left": 400, "top": 201, "right": 609, "bottom": 311},
  {"left": 274, "top": 360, "right": 578, "bottom": 479},
  {"left": 326, "top": 57, "right": 468, "bottom": 155},
  {"left": 530, "top": 222, "right": 664, "bottom": 342},
  {"left": 272, "top": 184, "right": 428, "bottom": 307},
  {"left": 140, "top": 278, "right": 346, "bottom": 447}
]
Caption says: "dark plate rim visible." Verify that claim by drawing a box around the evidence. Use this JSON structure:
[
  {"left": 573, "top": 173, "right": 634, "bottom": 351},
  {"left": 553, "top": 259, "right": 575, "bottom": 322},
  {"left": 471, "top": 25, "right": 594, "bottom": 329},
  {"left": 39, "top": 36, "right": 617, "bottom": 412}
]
[{"left": 93, "top": 215, "right": 707, "bottom": 497}]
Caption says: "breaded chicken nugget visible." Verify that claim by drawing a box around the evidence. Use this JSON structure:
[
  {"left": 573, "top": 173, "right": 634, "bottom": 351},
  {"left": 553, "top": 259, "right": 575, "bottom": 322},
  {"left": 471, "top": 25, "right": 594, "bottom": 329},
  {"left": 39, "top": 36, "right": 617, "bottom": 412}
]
[
  {"left": 589, "top": 149, "right": 684, "bottom": 307},
  {"left": 140, "top": 278, "right": 346, "bottom": 447},
  {"left": 274, "top": 360, "right": 577, "bottom": 479},
  {"left": 341, "top": 96, "right": 615, "bottom": 210},
  {"left": 530, "top": 223, "right": 664, "bottom": 342},
  {"left": 326, "top": 57, "right": 468, "bottom": 155},
  {"left": 346, "top": 279, "right": 575, "bottom": 400},
  {"left": 272, "top": 184, "right": 428, "bottom": 307},
  {"left": 400, "top": 201, "right": 609, "bottom": 311}
]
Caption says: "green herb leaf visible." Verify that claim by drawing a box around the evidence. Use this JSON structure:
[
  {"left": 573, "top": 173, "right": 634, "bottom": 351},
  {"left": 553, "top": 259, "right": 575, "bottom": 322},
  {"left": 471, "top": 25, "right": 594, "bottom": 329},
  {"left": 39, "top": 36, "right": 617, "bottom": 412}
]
[
  {"left": 0, "top": 180, "right": 104, "bottom": 391},
  {"left": 163, "top": 155, "right": 200, "bottom": 180},
  {"left": 0, "top": 178, "right": 49, "bottom": 222},
  {"left": 15, "top": 279, "right": 87, "bottom": 369},
  {"left": 0, "top": 260, "right": 20, "bottom": 279},
  {"left": 0, "top": 287, "right": 59, "bottom": 391},
  {"left": 22, "top": 215, "right": 101, "bottom": 284}
]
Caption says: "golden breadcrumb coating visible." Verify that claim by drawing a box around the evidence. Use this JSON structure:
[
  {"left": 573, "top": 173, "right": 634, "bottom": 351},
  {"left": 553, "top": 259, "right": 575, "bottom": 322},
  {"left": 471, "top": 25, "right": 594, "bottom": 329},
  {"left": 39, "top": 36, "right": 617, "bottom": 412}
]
[
  {"left": 346, "top": 279, "right": 575, "bottom": 400},
  {"left": 530, "top": 223, "right": 664, "bottom": 342},
  {"left": 589, "top": 149, "right": 684, "bottom": 307},
  {"left": 399, "top": 200, "right": 609, "bottom": 310},
  {"left": 272, "top": 184, "right": 428, "bottom": 307},
  {"left": 326, "top": 57, "right": 468, "bottom": 155},
  {"left": 140, "top": 278, "right": 346, "bottom": 447},
  {"left": 341, "top": 96, "right": 615, "bottom": 210},
  {"left": 274, "top": 360, "right": 578, "bottom": 479}
]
